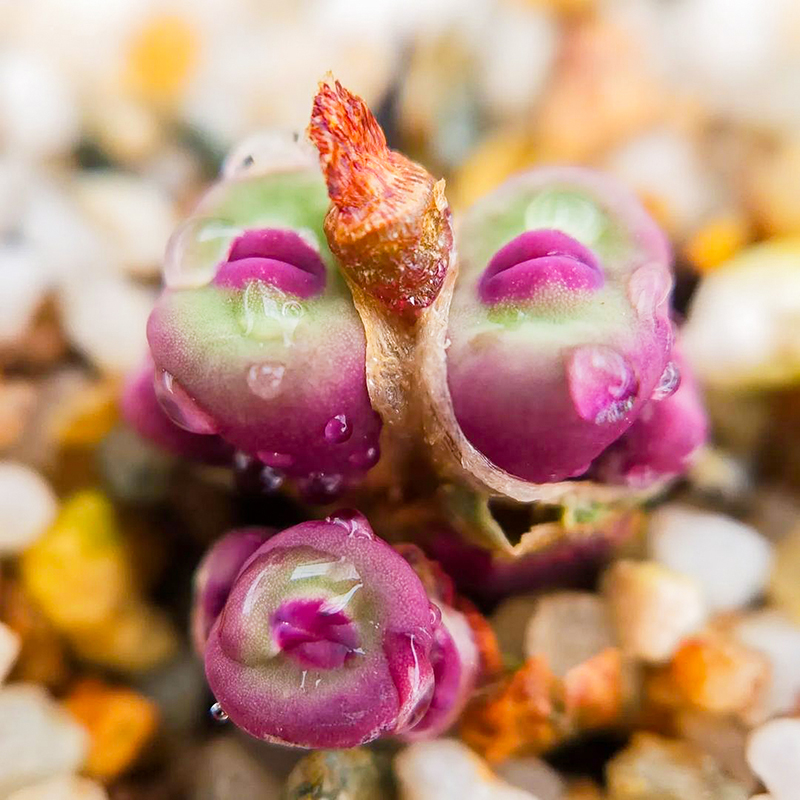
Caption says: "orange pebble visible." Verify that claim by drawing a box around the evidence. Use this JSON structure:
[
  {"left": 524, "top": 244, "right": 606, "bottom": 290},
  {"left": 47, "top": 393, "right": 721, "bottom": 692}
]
[
  {"left": 63, "top": 678, "right": 158, "bottom": 781},
  {"left": 461, "top": 657, "right": 561, "bottom": 762},
  {"left": 669, "top": 632, "right": 768, "bottom": 716},
  {"left": 563, "top": 647, "right": 625, "bottom": 729},
  {"left": 683, "top": 215, "right": 751, "bottom": 273}
]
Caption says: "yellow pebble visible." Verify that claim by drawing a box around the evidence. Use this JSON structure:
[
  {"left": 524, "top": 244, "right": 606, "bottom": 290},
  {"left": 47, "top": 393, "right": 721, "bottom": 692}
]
[
  {"left": 21, "top": 491, "right": 131, "bottom": 634},
  {"left": 683, "top": 215, "right": 751, "bottom": 273},
  {"left": 71, "top": 602, "right": 177, "bottom": 673},
  {"left": 125, "top": 15, "right": 200, "bottom": 105},
  {"left": 452, "top": 128, "right": 537, "bottom": 210},
  {"left": 54, "top": 380, "right": 120, "bottom": 448},
  {"left": 747, "top": 138, "right": 800, "bottom": 237},
  {"left": 64, "top": 679, "right": 158, "bottom": 781}
]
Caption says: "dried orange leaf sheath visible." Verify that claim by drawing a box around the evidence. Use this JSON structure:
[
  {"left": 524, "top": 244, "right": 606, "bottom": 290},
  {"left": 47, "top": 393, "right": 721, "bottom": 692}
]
[{"left": 309, "top": 79, "right": 452, "bottom": 315}]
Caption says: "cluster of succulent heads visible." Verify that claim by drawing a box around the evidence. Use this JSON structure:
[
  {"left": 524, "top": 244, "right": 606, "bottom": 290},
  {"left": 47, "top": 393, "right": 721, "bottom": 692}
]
[{"left": 124, "top": 79, "right": 708, "bottom": 748}]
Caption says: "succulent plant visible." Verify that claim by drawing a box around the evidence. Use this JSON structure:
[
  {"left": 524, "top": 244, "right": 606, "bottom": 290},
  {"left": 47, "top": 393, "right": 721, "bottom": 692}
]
[
  {"left": 136, "top": 79, "right": 704, "bottom": 515},
  {"left": 146, "top": 137, "right": 381, "bottom": 501},
  {"left": 447, "top": 167, "right": 676, "bottom": 484},
  {"left": 393, "top": 544, "right": 480, "bottom": 740},
  {"left": 590, "top": 343, "right": 708, "bottom": 487},
  {"left": 201, "top": 513, "right": 439, "bottom": 747},
  {"left": 191, "top": 527, "right": 273, "bottom": 655},
  {"left": 197, "top": 514, "right": 486, "bottom": 747},
  {"left": 307, "top": 79, "right": 705, "bottom": 508}
]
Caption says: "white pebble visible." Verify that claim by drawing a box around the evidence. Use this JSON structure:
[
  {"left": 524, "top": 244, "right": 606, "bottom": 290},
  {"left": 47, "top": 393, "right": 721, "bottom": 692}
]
[
  {"left": 395, "top": 739, "right": 538, "bottom": 800},
  {"left": 0, "top": 462, "right": 57, "bottom": 555},
  {"left": 73, "top": 173, "right": 177, "bottom": 279},
  {"left": 476, "top": 4, "right": 557, "bottom": 122},
  {"left": 683, "top": 240, "right": 800, "bottom": 388},
  {"left": 524, "top": 592, "right": 615, "bottom": 677},
  {"left": 747, "top": 718, "right": 800, "bottom": 800},
  {"left": 0, "top": 244, "right": 49, "bottom": 343},
  {"left": 59, "top": 275, "right": 154, "bottom": 375},
  {"left": 603, "top": 559, "right": 707, "bottom": 663},
  {"left": 648, "top": 504, "right": 773, "bottom": 611},
  {"left": 0, "top": 622, "right": 20, "bottom": 685},
  {"left": 496, "top": 757, "right": 565, "bottom": 800},
  {"left": 491, "top": 594, "right": 540, "bottom": 664},
  {"left": 605, "top": 128, "right": 719, "bottom": 237},
  {"left": 734, "top": 609, "right": 800, "bottom": 717},
  {"left": 7, "top": 776, "right": 108, "bottom": 800},
  {"left": 0, "top": 684, "right": 88, "bottom": 797},
  {"left": 22, "top": 178, "right": 109, "bottom": 287},
  {"left": 0, "top": 49, "right": 79, "bottom": 159}
]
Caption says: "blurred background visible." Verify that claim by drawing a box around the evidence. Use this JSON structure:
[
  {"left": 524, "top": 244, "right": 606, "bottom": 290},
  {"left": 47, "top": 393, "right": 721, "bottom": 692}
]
[
  {"left": 2, "top": 0, "right": 800, "bottom": 384},
  {"left": 2, "top": 0, "right": 800, "bottom": 798}
]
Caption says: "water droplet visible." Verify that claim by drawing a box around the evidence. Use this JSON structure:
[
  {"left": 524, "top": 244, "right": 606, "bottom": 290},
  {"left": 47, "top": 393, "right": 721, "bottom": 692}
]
[
  {"left": 260, "top": 466, "right": 284, "bottom": 492},
  {"left": 246, "top": 361, "right": 285, "bottom": 400},
  {"left": 628, "top": 264, "right": 672, "bottom": 318},
  {"left": 429, "top": 602, "right": 442, "bottom": 627},
  {"left": 154, "top": 369, "right": 219, "bottom": 434},
  {"left": 282, "top": 300, "right": 304, "bottom": 318},
  {"left": 324, "top": 414, "right": 352, "bottom": 444},
  {"left": 233, "top": 450, "right": 252, "bottom": 471},
  {"left": 325, "top": 509, "right": 374, "bottom": 539},
  {"left": 222, "top": 131, "right": 317, "bottom": 179},
  {"left": 567, "top": 346, "right": 638, "bottom": 425},
  {"left": 348, "top": 446, "right": 380, "bottom": 470},
  {"left": 651, "top": 360, "right": 681, "bottom": 400},
  {"left": 209, "top": 702, "right": 228, "bottom": 722},
  {"left": 258, "top": 451, "right": 294, "bottom": 468},
  {"left": 237, "top": 282, "right": 306, "bottom": 343},
  {"left": 164, "top": 217, "right": 240, "bottom": 288}
]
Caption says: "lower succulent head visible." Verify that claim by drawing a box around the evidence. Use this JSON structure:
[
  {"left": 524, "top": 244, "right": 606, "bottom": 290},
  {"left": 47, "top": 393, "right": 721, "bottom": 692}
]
[
  {"left": 393, "top": 544, "right": 480, "bottom": 740},
  {"left": 191, "top": 527, "right": 273, "bottom": 655},
  {"left": 447, "top": 167, "right": 680, "bottom": 484},
  {"left": 202, "top": 512, "right": 438, "bottom": 748},
  {"left": 146, "top": 142, "right": 381, "bottom": 501}
]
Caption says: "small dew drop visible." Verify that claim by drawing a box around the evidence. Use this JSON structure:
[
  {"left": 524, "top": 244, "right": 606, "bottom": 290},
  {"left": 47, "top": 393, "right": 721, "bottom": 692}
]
[
  {"left": 163, "top": 217, "right": 238, "bottom": 289},
  {"left": 325, "top": 509, "right": 374, "bottom": 539},
  {"left": 348, "top": 446, "right": 379, "bottom": 470},
  {"left": 154, "top": 370, "right": 218, "bottom": 434},
  {"left": 651, "top": 360, "right": 681, "bottom": 401},
  {"left": 260, "top": 466, "right": 284, "bottom": 493},
  {"left": 324, "top": 414, "right": 352, "bottom": 444},
  {"left": 429, "top": 602, "right": 442, "bottom": 627},
  {"left": 209, "top": 702, "right": 229, "bottom": 722},
  {"left": 567, "top": 346, "right": 638, "bottom": 426},
  {"left": 233, "top": 450, "right": 252, "bottom": 471},
  {"left": 282, "top": 300, "right": 304, "bottom": 318},
  {"left": 628, "top": 264, "right": 672, "bottom": 317},
  {"left": 222, "top": 131, "right": 316, "bottom": 179},
  {"left": 246, "top": 361, "right": 286, "bottom": 400},
  {"left": 595, "top": 397, "right": 635, "bottom": 425}
]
